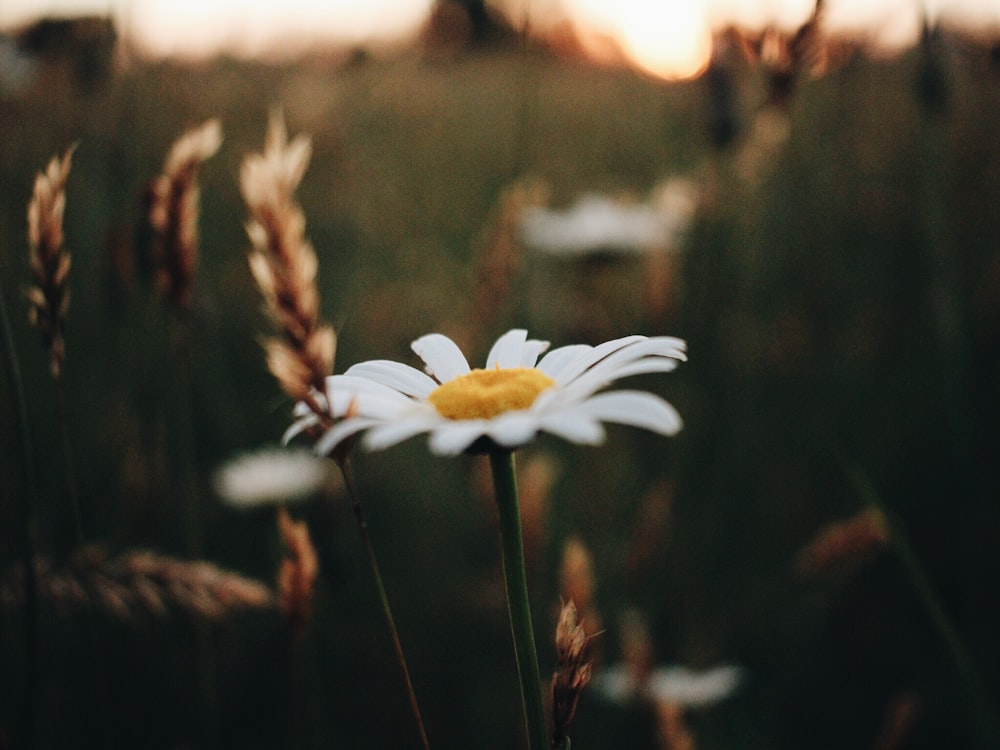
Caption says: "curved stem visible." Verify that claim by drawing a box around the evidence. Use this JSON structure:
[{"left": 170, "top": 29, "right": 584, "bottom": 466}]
[
  {"left": 489, "top": 450, "right": 548, "bottom": 750},
  {"left": 844, "top": 459, "right": 999, "bottom": 748},
  {"left": 338, "top": 457, "right": 431, "bottom": 750}
]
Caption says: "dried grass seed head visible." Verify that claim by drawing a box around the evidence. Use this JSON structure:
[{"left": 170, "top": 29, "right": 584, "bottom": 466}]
[
  {"left": 795, "top": 506, "right": 890, "bottom": 576},
  {"left": 0, "top": 545, "right": 274, "bottom": 621},
  {"left": 149, "top": 118, "right": 222, "bottom": 311},
  {"left": 551, "top": 599, "right": 594, "bottom": 744},
  {"left": 277, "top": 507, "right": 319, "bottom": 634},
  {"left": 241, "top": 112, "right": 335, "bottom": 402},
  {"left": 27, "top": 144, "right": 75, "bottom": 378}
]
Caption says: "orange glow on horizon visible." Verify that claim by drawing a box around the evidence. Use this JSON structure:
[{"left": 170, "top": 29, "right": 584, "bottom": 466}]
[
  {"left": 1, "top": 0, "right": 998, "bottom": 74},
  {"left": 564, "top": 0, "right": 713, "bottom": 80}
]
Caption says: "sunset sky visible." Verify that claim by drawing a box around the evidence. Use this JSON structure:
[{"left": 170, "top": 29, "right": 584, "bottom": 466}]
[{"left": 1, "top": 0, "right": 998, "bottom": 79}]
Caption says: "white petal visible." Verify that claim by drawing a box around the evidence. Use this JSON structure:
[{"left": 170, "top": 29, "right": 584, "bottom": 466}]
[
  {"left": 556, "top": 338, "right": 687, "bottom": 401},
  {"left": 326, "top": 374, "right": 414, "bottom": 402},
  {"left": 363, "top": 414, "right": 443, "bottom": 451},
  {"left": 314, "top": 417, "right": 382, "bottom": 456},
  {"left": 427, "top": 421, "right": 489, "bottom": 455},
  {"left": 282, "top": 413, "right": 321, "bottom": 445},
  {"left": 344, "top": 360, "right": 438, "bottom": 397},
  {"left": 483, "top": 330, "right": 551, "bottom": 370},
  {"left": 537, "top": 411, "right": 606, "bottom": 444},
  {"left": 559, "top": 357, "right": 682, "bottom": 403},
  {"left": 486, "top": 329, "right": 528, "bottom": 369},
  {"left": 519, "top": 339, "right": 551, "bottom": 368},
  {"left": 578, "top": 390, "right": 683, "bottom": 436},
  {"left": 536, "top": 344, "right": 593, "bottom": 381},
  {"left": 609, "top": 358, "right": 681, "bottom": 379},
  {"left": 484, "top": 412, "right": 540, "bottom": 448},
  {"left": 326, "top": 375, "right": 415, "bottom": 418},
  {"left": 411, "top": 333, "right": 471, "bottom": 382},
  {"left": 548, "top": 335, "right": 648, "bottom": 385}
]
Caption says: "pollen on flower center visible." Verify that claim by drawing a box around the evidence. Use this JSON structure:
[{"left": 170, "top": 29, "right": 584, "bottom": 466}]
[{"left": 428, "top": 367, "right": 556, "bottom": 420}]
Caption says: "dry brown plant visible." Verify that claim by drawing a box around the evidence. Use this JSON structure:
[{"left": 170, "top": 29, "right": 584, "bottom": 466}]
[
  {"left": 550, "top": 599, "right": 593, "bottom": 748},
  {"left": 240, "top": 112, "right": 335, "bottom": 415},
  {"left": 27, "top": 145, "right": 75, "bottom": 379},
  {"left": 654, "top": 701, "right": 696, "bottom": 750},
  {"left": 276, "top": 507, "right": 319, "bottom": 637},
  {"left": 0, "top": 545, "right": 274, "bottom": 621},
  {"left": 795, "top": 507, "right": 890, "bottom": 577},
  {"left": 619, "top": 608, "right": 655, "bottom": 691},
  {"left": 560, "top": 536, "right": 601, "bottom": 642},
  {"left": 759, "top": 0, "right": 826, "bottom": 107},
  {"left": 149, "top": 118, "right": 223, "bottom": 313}
]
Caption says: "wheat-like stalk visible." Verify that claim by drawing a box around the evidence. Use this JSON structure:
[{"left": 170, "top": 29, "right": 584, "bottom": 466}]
[
  {"left": 149, "top": 118, "right": 223, "bottom": 313},
  {"left": 240, "top": 112, "right": 335, "bottom": 413},
  {"left": 551, "top": 599, "right": 593, "bottom": 749},
  {"left": 0, "top": 545, "right": 275, "bottom": 621},
  {"left": 27, "top": 145, "right": 75, "bottom": 380},
  {"left": 276, "top": 507, "right": 318, "bottom": 637},
  {"left": 795, "top": 507, "right": 890, "bottom": 576},
  {"left": 559, "top": 536, "right": 601, "bottom": 643},
  {"left": 760, "top": 0, "right": 826, "bottom": 107}
]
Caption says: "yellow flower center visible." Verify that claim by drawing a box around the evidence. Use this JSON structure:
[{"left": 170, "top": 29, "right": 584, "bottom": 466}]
[{"left": 428, "top": 367, "right": 556, "bottom": 420}]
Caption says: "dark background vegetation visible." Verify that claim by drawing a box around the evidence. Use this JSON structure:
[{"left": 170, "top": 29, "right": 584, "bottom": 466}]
[{"left": 2, "top": 11, "right": 1000, "bottom": 750}]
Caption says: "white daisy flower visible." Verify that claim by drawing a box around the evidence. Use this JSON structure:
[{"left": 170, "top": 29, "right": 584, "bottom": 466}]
[
  {"left": 286, "top": 328, "right": 686, "bottom": 457},
  {"left": 519, "top": 181, "right": 699, "bottom": 258},
  {"left": 646, "top": 664, "right": 744, "bottom": 708},
  {"left": 593, "top": 663, "right": 744, "bottom": 708},
  {"left": 520, "top": 193, "right": 670, "bottom": 256},
  {"left": 213, "top": 446, "right": 334, "bottom": 507}
]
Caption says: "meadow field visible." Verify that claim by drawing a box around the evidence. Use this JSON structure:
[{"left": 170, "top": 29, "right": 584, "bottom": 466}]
[{"left": 2, "top": 23, "right": 1000, "bottom": 750}]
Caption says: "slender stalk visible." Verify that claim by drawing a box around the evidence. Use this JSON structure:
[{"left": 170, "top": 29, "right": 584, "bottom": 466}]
[
  {"left": 53, "top": 378, "right": 84, "bottom": 548},
  {"left": 843, "top": 459, "right": 999, "bottom": 747},
  {"left": 0, "top": 278, "right": 39, "bottom": 750},
  {"left": 488, "top": 450, "right": 548, "bottom": 750},
  {"left": 53, "top": 371, "right": 113, "bottom": 750},
  {"left": 338, "top": 457, "right": 431, "bottom": 750}
]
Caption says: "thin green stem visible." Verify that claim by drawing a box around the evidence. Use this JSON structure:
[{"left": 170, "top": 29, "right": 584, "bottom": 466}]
[
  {"left": 338, "top": 457, "right": 431, "bottom": 750},
  {"left": 488, "top": 450, "right": 548, "bottom": 750},
  {"left": 0, "top": 278, "right": 39, "bottom": 750},
  {"left": 843, "top": 459, "right": 999, "bottom": 747}
]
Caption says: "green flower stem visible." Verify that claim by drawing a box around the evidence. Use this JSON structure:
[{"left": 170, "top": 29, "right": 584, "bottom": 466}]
[
  {"left": 338, "top": 457, "right": 431, "bottom": 750},
  {"left": 844, "top": 459, "right": 999, "bottom": 747},
  {"left": 489, "top": 450, "right": 548, "bottom": 750}
]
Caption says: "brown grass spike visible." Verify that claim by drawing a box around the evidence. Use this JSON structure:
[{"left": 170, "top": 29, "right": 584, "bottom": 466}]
[
  {"left": 149, "top": 119, "right": 223, "bottom": 314},
  {"left": 240, "top": 112, "right": 335, "bottom": 413},
  {"left": 551, "top": 599, "right": 593, "bottom": 748},
  {"left": 27, "top": 145, "right": 75, "bottom": 380}
]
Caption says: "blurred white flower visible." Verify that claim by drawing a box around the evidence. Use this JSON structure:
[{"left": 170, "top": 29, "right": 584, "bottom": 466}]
[
  {"left": 213, "top": 446, "right": 333, "bottom": 507},
  {"left": 519, "top": 181, "right": 699, "bottom": 257},
  {"left": 594, "top": 662, "right": 744, "bottom": 707},
  {"left": 286, "top": 328, "right": 686, "bottom": 457},
  {"left": 647, "top": 664, "right": 744, "bottom": 707}
]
